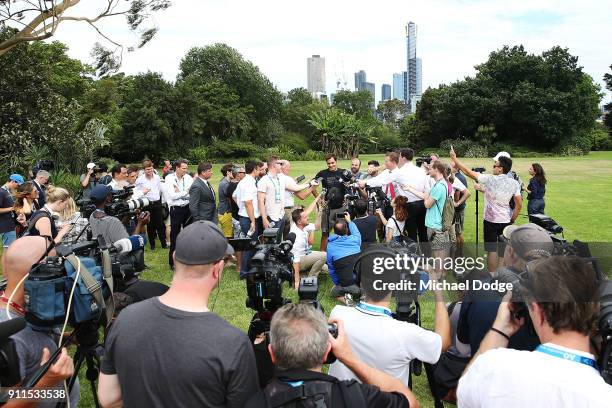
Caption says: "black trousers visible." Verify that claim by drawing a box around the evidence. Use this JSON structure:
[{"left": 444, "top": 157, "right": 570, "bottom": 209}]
[
  {"left": 407, "top": 200, "right": 428, "bottom": 243},
  {"left": 169, "top": 205, "right": 191, "bottom": 268},
  {"left": 147, "top": 200, "right": 166, "bottom": 249}
]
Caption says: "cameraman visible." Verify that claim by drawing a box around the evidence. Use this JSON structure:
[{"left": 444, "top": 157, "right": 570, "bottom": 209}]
[
  {"left": 458, "top": 223, "right": 554, "bottom": 355},
  {"left": 98, "top": 221, "right": 259, "bottom": 407},
  {"left": 450, "top": 147, "right": 522, "bottom": 272},
  {"left": 80, "top": 162, "right": 99, "bottom": 199},
  {"left": 329, "top": 260, "right": 451, "bottom": 386},
  {"left": 289, "top": 193, "right": 325, "bottom": 289},
  {"left": 88, "top": 185, "right": 148, "bottom": 245},
  {"left": 458, "top": 256, "right": 612, "bottom": 407},
  {"left": 353, "top": 198, "right": 378, "bottom": 246},
  {"left": 0, "top": 236, "right": 79, "bottom": 407},
  {"left": 246, "top": 303, "right": 419, "bottom": 407},
  {"left": 326, "top": 213, "right": 362, "bottom": 299},
  {"left": 315, "top": 154, "right": 351, "bottom": 251}
]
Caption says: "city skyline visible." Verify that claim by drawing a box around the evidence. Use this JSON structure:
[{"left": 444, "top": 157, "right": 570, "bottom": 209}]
[
  {"left": 306, "top": 55, "right": 326, "bottom": 96},
  {"left": 45, "top": 0, "right": 611, "bottom": 104}
]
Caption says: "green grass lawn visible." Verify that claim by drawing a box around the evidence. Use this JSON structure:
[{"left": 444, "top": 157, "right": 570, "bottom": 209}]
[{"left": 5, "top": 151, "right": 612, "bottom": 407}]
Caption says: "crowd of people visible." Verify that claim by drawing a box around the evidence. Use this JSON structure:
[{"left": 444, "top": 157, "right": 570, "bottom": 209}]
[{"left": 1, "top": 148, "right": 609, "bottom": 408}]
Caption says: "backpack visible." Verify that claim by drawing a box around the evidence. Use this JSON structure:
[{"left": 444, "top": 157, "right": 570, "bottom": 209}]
[
  {"left": 247, "top": 378, "right": 366, "bottom": 408},
  {"left": 507, "top": 171, "right": 523, "bottom": 210},
  {"left": 434, "top": 181, "right": 455, "bottom": 232},
  {"left": 391, "top": 217, "right": 410, "bottom": 242}
]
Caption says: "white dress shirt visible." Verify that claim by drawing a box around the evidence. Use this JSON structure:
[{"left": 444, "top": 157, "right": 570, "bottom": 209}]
[
  {"left": 366, "top": 163, "right": 428, "bottom": 202},
  {"left": 164, "top": 173, "right": 193, "bottom": 207},
  {"left": 233, "top": 174, "right": 260, "bottom": 218},
  {"left": 135, "top": 173, "right": 162, "bottom": 201}
]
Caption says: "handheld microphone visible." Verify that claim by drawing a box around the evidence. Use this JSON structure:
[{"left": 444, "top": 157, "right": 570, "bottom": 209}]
[
  {"left": 0, "top": 317, "right": 26, "bottom": 341},
  {"left": 112, "top": 235, "right": 146, "bottom": 254},
  {"left": 286, "top": 232, "right": 296, "bottom": 245}
]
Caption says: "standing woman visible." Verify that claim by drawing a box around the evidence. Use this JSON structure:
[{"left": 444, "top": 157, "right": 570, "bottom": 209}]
[
  {"left": 13, "top": 181, "right": 40, "bottom": 237},
  {"left": 28, "top": 186, "right": 72, "bottom": 244},
  {"left": 526, "top": 163, "right": 546, "bottom": 215}
]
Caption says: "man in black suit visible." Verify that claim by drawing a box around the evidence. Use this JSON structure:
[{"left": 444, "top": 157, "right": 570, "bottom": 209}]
[
  {"left": 32, "top": 170, "right": 50, "bottom": 208},
  {"left": 189, "top": 162, "right": 217, "bottom": 223}
]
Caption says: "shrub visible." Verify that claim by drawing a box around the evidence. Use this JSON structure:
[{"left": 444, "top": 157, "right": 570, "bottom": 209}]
[
  {"left": 188, "top": 146, "right": 209, "bottom": 163},
  {"left": 590, "top": 125, "right": 612, "bottom": 151},
  {"left": 50, "top": 170, "right": 82, "bottom": 196},
  {"left": 209, "top": 138, "right": 260, "bottom": 159},
  {"left": 281, "top": 132, "right": 310, "bottom": 154},
  {"left": 263, "top": 145, "right": 297, "bottom": 161},
  {"left": 301, "top": 150, "right": 326, "bottom": 161}
]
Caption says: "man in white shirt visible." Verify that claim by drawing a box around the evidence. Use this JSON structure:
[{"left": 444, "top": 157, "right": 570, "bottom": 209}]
[
  {"left": 450, "top": 147, "right": 522, "bottom": 272},
  {"left": 233, "top": 160, "right": 262, "bottom": 278},
  {"left": 135, "top": 159, "right": 166, "bottom": 250},
  {"left": 165, "top": 159, "right": 193, "bottom": 269},
  {"left": 279, "top": 159, "right": 316, "bottom": 239},
  {"left": 458, "top": 256, "right": 611, "bottom": 407},
  {"left": 289, "top": 193, "right": 326, "bottom": 289},
  {"left": 329, "top": 256, "right": 451, "bottom": 386},
  {"left": 258, "top": 156, "right": 286, "bottom": 233},
  {"left": 109, "top": 163, "right": 128, "bottom": 191}
]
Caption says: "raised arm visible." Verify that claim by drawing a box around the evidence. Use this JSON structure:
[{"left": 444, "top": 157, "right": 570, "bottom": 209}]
[{"left": 450, "top": 147, "right": 481, "bottom": 182}]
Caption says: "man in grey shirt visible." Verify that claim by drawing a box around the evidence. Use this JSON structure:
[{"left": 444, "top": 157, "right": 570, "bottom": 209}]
[{"left": 98, "top": 221, "right": 259, "bottom": 407}]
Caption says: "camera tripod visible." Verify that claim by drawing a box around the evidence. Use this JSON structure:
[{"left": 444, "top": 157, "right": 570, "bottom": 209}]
[{"left": 475, "top": 189, "right": 480, "bottom": 257}]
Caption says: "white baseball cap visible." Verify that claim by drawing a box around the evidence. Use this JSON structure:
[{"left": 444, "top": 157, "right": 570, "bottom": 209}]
[
  {"left": 87, "top": 162, "right": 96, "bottom": 169},
  {"left": 492, "top": 151, "right": 511, "bottom": 161}
]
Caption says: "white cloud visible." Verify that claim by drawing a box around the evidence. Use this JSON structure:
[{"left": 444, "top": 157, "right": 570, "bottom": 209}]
[{"left": 18, "top": 0, "right": 612, "bottom": 104}]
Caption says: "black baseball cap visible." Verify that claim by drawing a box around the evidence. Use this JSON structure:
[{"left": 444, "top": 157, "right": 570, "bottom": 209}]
[{"left": 174, "top": 221, "right": 234, "bottom": 265}]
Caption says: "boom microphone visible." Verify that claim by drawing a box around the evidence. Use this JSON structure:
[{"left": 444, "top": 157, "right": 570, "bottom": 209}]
[
  {"left": 112, "top": 235, "right": 147, "bottom": 254},
  {"left": 0, "top": 317, "right": 26, "bottom": 341}
]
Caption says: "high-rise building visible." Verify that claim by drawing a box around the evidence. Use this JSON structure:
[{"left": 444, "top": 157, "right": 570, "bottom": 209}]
[
  {"left": 355, "top": 70, "right": 367, "bottom": 91},
  {"left": 307, "top": 55, "right": 326, "bottom": 96},
  {"left": 381, "top": 84, "right": 391, "bottom": 101},
  {"left": 405, "top": 21, "right": 422, "bottom": 111},
  {"left": 364, "top": 82, "right": 375, "bottom": 107},
  {"left": 392, "top": 73, "right": 404, "bottom": 100}
]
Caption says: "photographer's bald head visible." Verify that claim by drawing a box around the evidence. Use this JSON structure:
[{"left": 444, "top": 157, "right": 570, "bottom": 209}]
[{"left": 2, "top": 236, "right": 49, "bottom": 303}]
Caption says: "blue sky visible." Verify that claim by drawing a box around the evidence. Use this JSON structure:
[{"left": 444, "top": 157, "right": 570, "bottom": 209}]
[{"left": 36, "top": 0, "right": 612, "bottom": 104}]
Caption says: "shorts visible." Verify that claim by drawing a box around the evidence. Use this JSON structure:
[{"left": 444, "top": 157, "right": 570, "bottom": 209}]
[
  {"left": 427, "top": 228, "right": 450, "bottom": 251},
  {"left": 454, "top": 209, "right": 465, "bottom": 236},
  {"left": 321, "top": 206, "right": 346, "bottom": 235},
  {"left": 483, "top": 220, "right": 510, "bottom": 253},
  {"left": 218, "top": 212, "right": 233, "bottom": 238}
]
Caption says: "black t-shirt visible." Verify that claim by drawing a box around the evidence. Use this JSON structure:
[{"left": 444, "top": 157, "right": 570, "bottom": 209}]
[
  {"left": 247, "top": 369, "right": 408, "bottom": 408},
  {"left": 101, "top": 297, "right": 259, "bottom": 408},
  {"left": 28, "top": 209, "right": 57, "bottom": 239},
  {"left": 315, "top": 168, "right": 350, "bottom": 209},
  {"left": 227, "top": 182, "right": 239, "bottom": 220},
  {"left": 353, "top": 215, "right": 377, "bottom": 243},
  {"left": 0, "top": 187, "right": 15, "bottom": 233}
]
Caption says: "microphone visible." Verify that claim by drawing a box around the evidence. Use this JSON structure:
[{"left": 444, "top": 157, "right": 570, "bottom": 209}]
[
  {"left": 0, "top": 317, "right": 26, "bottom": 341},
  {"left": 286, "top": 232, "right": 296, "bottom": 245},
  {"left": 112, "top": 235, "right": 147, "bottom": 254}
]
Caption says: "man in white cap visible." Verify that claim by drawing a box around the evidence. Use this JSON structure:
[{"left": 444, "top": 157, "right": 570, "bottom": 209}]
[{"left": 80, "top": 162, "right": 98, "bottom": 199}]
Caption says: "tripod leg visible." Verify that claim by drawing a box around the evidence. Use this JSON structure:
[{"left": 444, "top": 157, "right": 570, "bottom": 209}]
[{"left": 424, "top": 362, "right": 445, "bottom": 408}]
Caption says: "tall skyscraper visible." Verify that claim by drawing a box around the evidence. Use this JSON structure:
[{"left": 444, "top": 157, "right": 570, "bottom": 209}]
[
  {"left": 405, "top": 21, "right": 422, "bottom": 111},
  {"left": 307, "top": 55, "right": 326, "bottom": 96},
  {"left": 392, "top": 73, "right": 404, "bottom": 100},
  {"left": 381, "top": 84, "right": 391, "bottom": 101},
  {"left": 354, "top": 70, "right": 367, "bottom": 91},
  {"left": 364, "top": 82, "right": 375, "bottom": 107}
]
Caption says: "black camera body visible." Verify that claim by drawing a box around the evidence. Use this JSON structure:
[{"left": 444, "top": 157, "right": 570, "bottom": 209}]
[
  {"left": 77, "top": 186, "right": 150, "bottom": 220},
  {"left": 416, "top": 156, "right": 432, "bottom": 167},
  {"left": 471, "top": 167, "right": 486, "bottom": 173},
  {"left": 365, "top": 185, "right": 390, "bottom": 214}
]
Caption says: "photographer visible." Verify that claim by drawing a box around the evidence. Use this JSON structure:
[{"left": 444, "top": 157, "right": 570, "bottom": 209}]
[
  {"left": 98, "top": 221, "right": 259, "bottom": 408},
  {"left": 0, "top": 236, "right": 79, "bottom": 407},
  {"left": 88, "top": 185, "right": 148, "bottom": 245},
  {"left": 80, "top": 162, "right": 99, "bottom": 199},
  {"left": 458, "top": 256, "right": 612, "bottom": 407},
  {"left": 290, "top": 193, "right": 326, "bottom": 289},
  {"left": 326, "top": 213, "right": 362, "bottom": 299},
  {"left": 329, "top": 259, "right": 451, "bottom": 386},
  {"left": 353, "top": 198, "right": 378, "bottom": 246},
  {"left": 450, "top": 147, "right": 522, "bottom": 272},
  {"left": 315, "top": 154, "right": 351, "bottom": 251},
  {"left": 458, "top": 223, "right": 554, "bottom": 355},
  {"left": 246, "top": 303, "right": 419, "bottom": 408}
]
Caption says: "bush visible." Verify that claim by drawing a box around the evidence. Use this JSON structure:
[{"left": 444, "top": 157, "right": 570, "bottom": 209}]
[
  {"left": 263, "top": 145, "right": 297, "bottom": 161},
  {"left": 209, "top": 138, "right": 260, "bottom": 159},
  {"left": 281, "top": 132, "right": 310, "bottom": 154},
  {"left": 558, "top": 145, "right": 587, "bottom": 156},
  {"left": 50, "top": 170, "right": 82, "bottom": 196},
  {"left": 301, "top": 150, "right": 326, "bottom": 161},
  {"left": 188, "top": 146, "right": 209, "bottom": 163},
  {"left": 590, "top": 125, "right": 612, "bottom": 151}
]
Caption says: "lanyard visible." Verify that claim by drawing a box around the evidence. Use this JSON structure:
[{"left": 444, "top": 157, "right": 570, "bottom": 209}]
[
  {"left": 535, "top": 344, "right": 598, "bottom": 369},
  {"left": 268, "top": 175, "right": 281, "bottom": 203},
  {"left": 356, "top": 302, "right": 393, "bottom": 318}
]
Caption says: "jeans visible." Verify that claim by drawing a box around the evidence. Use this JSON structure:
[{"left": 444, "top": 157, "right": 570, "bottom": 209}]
[
  {"left": 528, "top": 198, "right": 545, "bottom": 215},
  {"left": 1, "top": 230, "right": 16, "bottom": 248},
  {"left": 239, "top": 216, "right": 262, "bottom": 277}
]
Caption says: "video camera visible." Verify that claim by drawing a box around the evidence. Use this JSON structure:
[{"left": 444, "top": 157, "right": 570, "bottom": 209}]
[
  {"left": 78, "top": 185, "right": 150, "bottom": 219},
  {"left": 365, "top": 185, "right": 390, "bottom": 213},
  {"left": 416, "top": 156, "right": 432, "bottom": 167},
  {"left": 471, "top": 167, "right": 486, "bottom": 173},
  {"left": 0, "top": 317, "right": 25, "bottom": 387}
]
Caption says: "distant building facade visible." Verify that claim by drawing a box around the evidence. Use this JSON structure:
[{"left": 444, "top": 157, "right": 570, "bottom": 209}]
[
  {"left": 381, "top": 84, "right": 391, "bottom": 101},
  {"left": 307, "top": 55, "right": 326, "bottom": 96},
  {"left": 355, "top": 70, "right": 367, "bottom": 91}
]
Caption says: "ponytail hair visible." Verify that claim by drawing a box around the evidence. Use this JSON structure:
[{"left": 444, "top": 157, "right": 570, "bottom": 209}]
[{"left": 46, "top": 185, "right": 70, "bottom": 204}]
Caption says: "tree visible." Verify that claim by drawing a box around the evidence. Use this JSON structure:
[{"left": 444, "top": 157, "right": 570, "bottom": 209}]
[
  {"left": 377, "top": 99, "right": 407, "bottom": 128},
  {"left": 332, "top": 89, "right": 375, "bottom": 119},
  {"left": 604, "top": 65, "right": 612, "bottom": 134},
  {"left": 0, "top": 28, "right": 106, "bottom": 175},
  {"left": 308, "top": 107, "right": 375, "bottom": 158},
  {"left": 287, "top": 87, "right": 314, "bottom": 106},
  {"left": 414, "top": 45, "right": 602, "bottom": 152},
  {"left": 0, "top": 1, "right": 172, "bottom": 75},
  {"left": 178, "top": 44, "right": 283, "bottom": 141}
]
